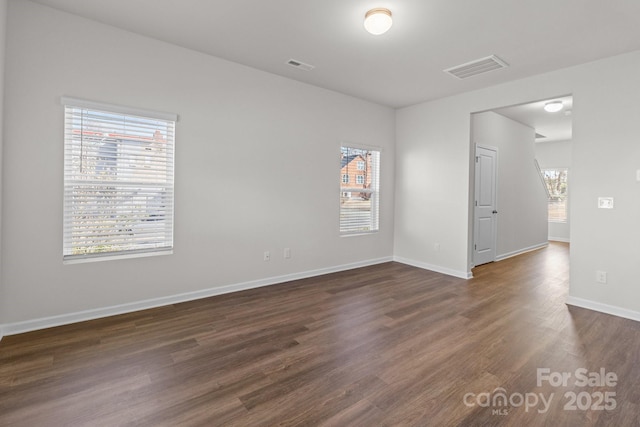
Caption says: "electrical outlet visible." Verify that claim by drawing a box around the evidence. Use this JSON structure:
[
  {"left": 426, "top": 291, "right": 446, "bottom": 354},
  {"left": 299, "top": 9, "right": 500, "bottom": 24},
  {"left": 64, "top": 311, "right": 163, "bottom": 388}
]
[
  {"left": 263, "top": 251, "right": 270, "bottom": 262},
  {"left": 596, "top": 270, "right": 607, "bottom": 284},
  {"left": 598, "top": 197, "right": 614, "bottom": 209},
  {"left": 284, "top": 248, "right": 291, "bottom": 259}
]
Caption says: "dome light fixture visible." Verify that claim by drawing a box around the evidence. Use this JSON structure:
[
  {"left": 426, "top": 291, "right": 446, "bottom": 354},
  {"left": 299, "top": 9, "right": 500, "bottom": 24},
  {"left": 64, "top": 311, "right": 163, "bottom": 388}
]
[
  {"left": 364, "top": 8, "right": 392, "bottom": 35},
  {"left": 544, "top": 100, "right": 564, "bottom": 113}
]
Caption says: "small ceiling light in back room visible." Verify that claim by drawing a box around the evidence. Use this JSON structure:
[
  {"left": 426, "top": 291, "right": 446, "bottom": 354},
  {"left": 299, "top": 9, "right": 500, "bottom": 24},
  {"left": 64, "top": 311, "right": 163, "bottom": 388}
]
[
  {"left": 544, "top": 100, "right": 564, "bottom": 113},
  {"left": 364, "top": 8, "right": 392, "bottom": 35}
]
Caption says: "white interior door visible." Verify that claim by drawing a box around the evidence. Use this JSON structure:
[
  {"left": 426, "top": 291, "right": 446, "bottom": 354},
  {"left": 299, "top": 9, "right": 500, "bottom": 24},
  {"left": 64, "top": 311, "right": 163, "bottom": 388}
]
[{"left": 474, "top": 145, "right": 498, "bottom": 266}]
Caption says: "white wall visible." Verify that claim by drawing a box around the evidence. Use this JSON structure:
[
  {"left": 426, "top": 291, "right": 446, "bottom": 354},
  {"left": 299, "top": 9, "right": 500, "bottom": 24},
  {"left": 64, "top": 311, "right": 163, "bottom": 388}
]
[
  {"left": 0, "top": 0, "right": 7, "bottom": 338},
  {"left": 536, "top": 139, "right": 572, "bottom": 241},
  {"left": 395, "top": 49, "right": 640, "bottom": 318},
  {"left": 472, "top": 112, "right": 548, "bottom": 259},
  {"left": 393, "top": 98, "right": 472, "bottom": 278},
  {"left": 0, "top": 1, "right": 395, "bottom": 327},
  {"left": 536, "top": 139, "right": 572, "bottom": 167}
]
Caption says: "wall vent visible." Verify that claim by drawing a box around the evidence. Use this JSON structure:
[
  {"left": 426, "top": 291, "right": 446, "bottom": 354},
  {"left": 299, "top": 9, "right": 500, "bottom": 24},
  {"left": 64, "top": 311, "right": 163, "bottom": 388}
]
[
  {"left": 287, "top": 59, "right": 315, "bottom": 71},
  {"left": 444, "top": 55, "right": 509, "bottom": 79}
]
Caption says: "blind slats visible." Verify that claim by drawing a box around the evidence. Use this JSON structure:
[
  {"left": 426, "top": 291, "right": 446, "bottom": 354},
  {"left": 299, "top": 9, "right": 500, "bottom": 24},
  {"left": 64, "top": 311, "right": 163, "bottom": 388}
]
[{"left": 63, "top": 103, "right": 175, "bottom": 260}]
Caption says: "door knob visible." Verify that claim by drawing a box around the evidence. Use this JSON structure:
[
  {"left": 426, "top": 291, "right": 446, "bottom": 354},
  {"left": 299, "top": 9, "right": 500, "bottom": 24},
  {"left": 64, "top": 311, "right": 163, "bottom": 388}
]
[{"left": 492, "top": 210, "right": 498, "bottom": 214}]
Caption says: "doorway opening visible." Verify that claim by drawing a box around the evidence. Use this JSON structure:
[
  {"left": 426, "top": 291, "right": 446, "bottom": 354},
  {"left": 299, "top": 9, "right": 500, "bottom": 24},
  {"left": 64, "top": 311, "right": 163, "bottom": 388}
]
[{"left": 470, "top": 95, "right": 573, "bottom": 269}]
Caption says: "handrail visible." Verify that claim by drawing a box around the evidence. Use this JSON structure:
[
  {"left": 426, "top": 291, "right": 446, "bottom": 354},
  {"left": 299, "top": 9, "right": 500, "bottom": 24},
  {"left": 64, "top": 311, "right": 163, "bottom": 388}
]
[{"left": 534, "top": 159, "right": 551, "bottom": 198}]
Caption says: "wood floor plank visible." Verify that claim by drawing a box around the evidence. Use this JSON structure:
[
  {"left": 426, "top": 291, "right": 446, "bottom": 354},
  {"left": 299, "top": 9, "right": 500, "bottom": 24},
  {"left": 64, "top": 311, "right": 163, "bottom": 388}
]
[{"left": 1, "top": 242, "right": 639, "bottom": 426}]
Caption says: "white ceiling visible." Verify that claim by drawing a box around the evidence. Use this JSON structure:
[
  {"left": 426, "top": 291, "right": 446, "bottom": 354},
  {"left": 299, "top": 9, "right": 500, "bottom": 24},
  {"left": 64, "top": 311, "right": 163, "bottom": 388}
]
[
  {"left": 493, "top": 96, "right": 573, "bottom": 143},
  {"left": 30, "top": 0, "right": 640, "bottom": 108}
]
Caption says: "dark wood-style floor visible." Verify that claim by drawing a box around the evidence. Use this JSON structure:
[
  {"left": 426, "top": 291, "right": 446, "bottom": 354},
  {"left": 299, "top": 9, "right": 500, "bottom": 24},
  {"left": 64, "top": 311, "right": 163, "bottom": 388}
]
[{"left": 1, "top": 243, "right": 639, "bottom": 426}]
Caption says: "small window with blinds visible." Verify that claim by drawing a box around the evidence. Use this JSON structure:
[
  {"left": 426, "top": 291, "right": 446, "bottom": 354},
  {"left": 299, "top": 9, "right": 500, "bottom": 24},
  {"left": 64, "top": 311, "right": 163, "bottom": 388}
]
[
  {"left": 62, "top": 97, "right": 176, "bottom": 262},
  {"left": 340, "top": 146, "right": 380, "bottom": 234}
]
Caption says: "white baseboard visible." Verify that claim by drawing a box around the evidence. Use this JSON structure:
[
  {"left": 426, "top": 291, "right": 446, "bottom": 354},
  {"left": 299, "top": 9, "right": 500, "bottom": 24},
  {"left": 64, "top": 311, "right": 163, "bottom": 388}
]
[
  {"left": 0, "top": 256, "right": 394, "bottom": 337},
  {"left": 566, "top": 296, "right": 640, "bottom": 323},
  {"left": 495, "top": 242, "right": 548, "bottom": 262},
  {"left": 393, "top": 256, "right": 472, "bottom": 279},
  {"left": 549, "top": 237, "right": 570, "bottom": 243}
]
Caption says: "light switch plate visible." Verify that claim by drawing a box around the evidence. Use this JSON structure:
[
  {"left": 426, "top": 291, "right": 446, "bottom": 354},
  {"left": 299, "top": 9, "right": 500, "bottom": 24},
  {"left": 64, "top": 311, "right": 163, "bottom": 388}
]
[{"left": 598, "top": 197, "right": 614, "bottom": 209}]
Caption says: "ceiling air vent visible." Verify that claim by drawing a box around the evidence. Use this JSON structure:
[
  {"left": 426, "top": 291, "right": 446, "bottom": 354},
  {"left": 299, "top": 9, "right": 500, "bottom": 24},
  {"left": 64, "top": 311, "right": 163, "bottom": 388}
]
[
  {"left": 287, "top": 59, "right": 315, "bottom": 71},
  {"left": 444, "top": 55, "right": 509, "bottom": 79}
]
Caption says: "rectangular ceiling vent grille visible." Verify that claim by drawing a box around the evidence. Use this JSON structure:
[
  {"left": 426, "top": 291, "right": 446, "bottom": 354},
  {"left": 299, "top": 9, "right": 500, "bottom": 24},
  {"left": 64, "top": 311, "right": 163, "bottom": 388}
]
[
  {"left": 287, "top": 59, "right": 315, "bottom": 71},
  {"left": 444, "top": 55, "right": 509, "bottom": 79}
]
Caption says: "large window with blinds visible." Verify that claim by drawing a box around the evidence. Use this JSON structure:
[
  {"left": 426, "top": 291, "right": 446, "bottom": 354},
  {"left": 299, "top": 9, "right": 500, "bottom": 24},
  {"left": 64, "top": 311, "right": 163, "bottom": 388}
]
[
  {"left": 340, "top": 146, "right": 380, "bottom": 234},
  {"left": 62, "top": 98, "right": 176, "bottom": 261}
]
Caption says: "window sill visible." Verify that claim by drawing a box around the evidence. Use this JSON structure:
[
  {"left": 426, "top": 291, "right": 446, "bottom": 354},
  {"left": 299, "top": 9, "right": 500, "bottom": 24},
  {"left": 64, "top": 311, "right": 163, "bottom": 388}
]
[
  {"left": 64, "top": 249, "right": 173, "bottom": 264},
  {"left": 340, "top": 231, "right": 379, "bottom": 237}
]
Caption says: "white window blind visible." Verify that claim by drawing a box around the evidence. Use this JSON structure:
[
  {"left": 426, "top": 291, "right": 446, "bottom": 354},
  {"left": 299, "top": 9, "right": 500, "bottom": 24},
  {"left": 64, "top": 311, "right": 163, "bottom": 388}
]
[
  {"left": 62, "top": 98, "right": 176, "bottom": 261},
  {"left": 340, "top": 146, "right": 380, "bottom": 234}
]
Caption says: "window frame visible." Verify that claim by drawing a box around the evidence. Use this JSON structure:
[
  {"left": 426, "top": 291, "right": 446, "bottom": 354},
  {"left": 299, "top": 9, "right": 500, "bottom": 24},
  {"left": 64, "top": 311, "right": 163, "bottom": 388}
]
[
  {"left": 541, "top": 168, "right": 569, "bottom": 223},
  {"left": 339, "top": 145, "right": 381, "bottom": 235},
  {"left": 61, "top": 97, "right": 177, "bottom": 263}
]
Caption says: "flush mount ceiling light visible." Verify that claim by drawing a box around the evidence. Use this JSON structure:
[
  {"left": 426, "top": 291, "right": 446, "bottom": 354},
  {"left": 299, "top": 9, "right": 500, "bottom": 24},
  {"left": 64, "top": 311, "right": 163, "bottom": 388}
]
[
  {"left": 364, "top": 8, "right": 392, "bottom": 35},
  {"left": 544, "top": 100, "right": 564, "bottom": 113}
]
